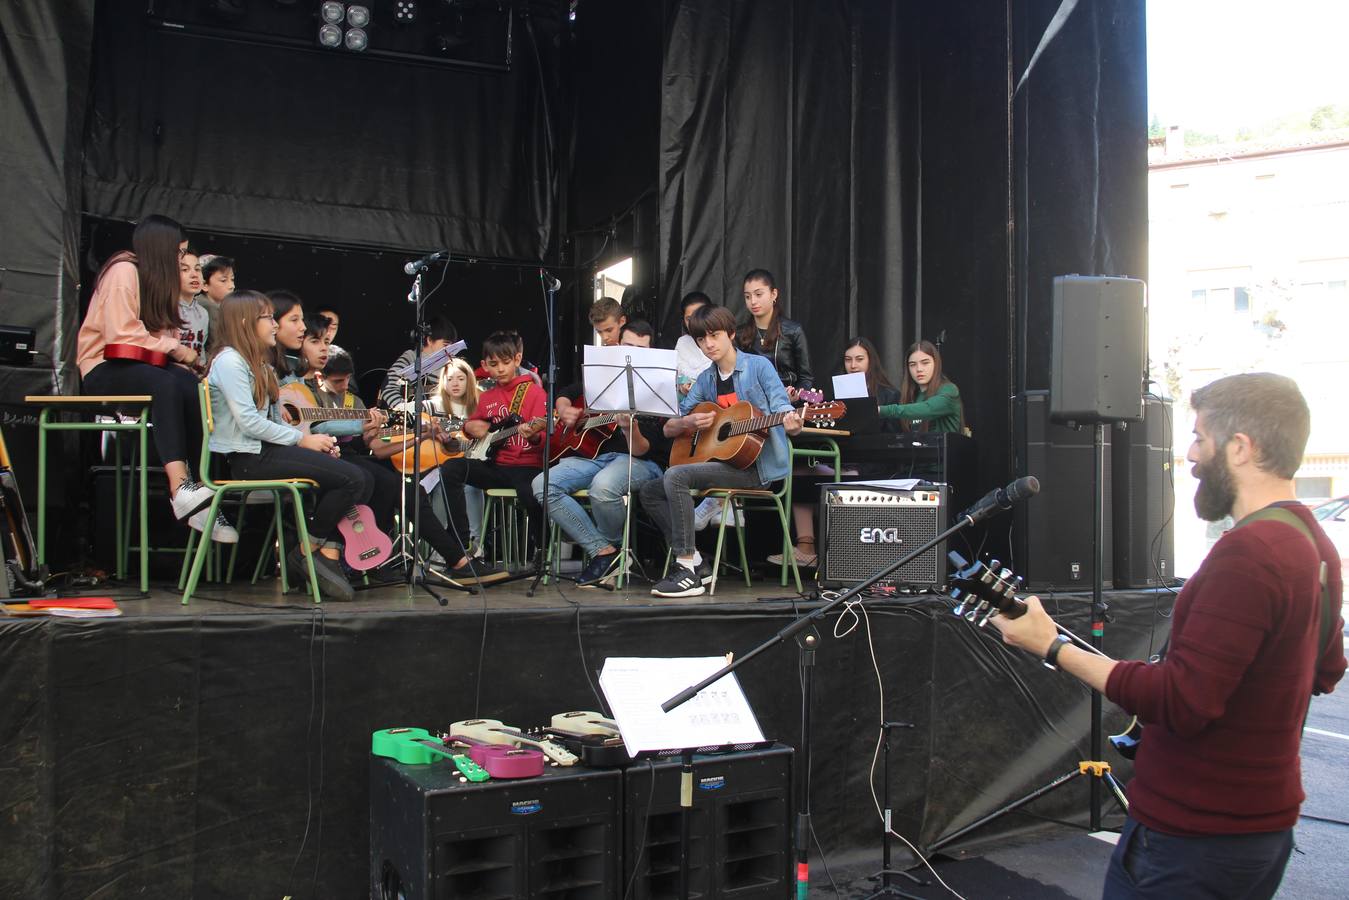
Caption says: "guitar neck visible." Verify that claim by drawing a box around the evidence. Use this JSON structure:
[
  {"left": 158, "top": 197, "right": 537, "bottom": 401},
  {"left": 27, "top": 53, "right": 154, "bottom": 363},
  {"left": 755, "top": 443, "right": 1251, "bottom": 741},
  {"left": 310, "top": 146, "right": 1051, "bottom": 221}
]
[
  {"left": 297, "top": 407, "right": 372, "bottom": 422},
  {"left": 724, "top": 409, "right": 792, "bottom": 437}
]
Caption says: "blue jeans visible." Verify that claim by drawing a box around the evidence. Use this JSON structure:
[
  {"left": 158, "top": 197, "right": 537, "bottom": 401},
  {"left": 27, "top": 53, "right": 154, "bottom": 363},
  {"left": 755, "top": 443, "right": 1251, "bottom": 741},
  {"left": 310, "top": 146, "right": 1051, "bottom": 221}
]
[
  {"left": 532, "top": 453, "right": 663, "bottom": 557},
  {"left": 1103, "top": 817, "right": 1293, "bottom": 900}
]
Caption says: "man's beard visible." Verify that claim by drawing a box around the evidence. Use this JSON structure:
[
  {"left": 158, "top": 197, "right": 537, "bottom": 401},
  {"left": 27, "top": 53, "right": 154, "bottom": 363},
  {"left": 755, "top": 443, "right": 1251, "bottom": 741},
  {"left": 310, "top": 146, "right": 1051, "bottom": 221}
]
[{"left": 1193, "top": 453, "right": 1237, "bottom": 521}]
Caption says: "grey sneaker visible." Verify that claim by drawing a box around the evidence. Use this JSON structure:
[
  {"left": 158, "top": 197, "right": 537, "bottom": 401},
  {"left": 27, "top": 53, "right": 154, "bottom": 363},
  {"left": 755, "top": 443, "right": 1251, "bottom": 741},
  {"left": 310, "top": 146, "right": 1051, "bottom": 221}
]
[{"left": 288, "top": 546, "right": 354, "bottom": 601}]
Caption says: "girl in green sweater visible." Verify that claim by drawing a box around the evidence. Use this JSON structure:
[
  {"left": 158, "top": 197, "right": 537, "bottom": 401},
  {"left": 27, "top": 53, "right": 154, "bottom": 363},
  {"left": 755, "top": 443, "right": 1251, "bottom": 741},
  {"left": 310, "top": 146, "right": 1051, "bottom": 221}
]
[{"left": 880, "top": 340, "right": 963, "bottom": 433}]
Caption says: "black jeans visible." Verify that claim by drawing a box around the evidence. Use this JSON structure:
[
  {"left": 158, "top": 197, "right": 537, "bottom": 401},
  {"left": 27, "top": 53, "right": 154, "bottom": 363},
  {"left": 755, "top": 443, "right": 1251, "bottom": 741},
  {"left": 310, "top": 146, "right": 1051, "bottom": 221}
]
[
  {"left": 228, "top": 443, "right": 373, "bottom": 543},
  {"left": 437, "top": 458, "right": 542, "bottom": 561},
  {"left": 343, "top": 453, "right": 466, "bottom": 564},
  {"left": 82, "top": 359, "right": 200, "bottom": 468},
  {"left": 1103, "top": 817, "right": 1293, "bottom": 900}
]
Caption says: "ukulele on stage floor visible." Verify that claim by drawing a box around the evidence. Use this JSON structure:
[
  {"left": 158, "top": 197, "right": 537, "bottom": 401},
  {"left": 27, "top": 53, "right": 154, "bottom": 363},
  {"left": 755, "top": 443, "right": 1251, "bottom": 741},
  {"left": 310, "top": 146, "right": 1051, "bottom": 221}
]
[
  {"left": 370, "top": 727, "right": 490, "bottom": 781},
  {"left": 669, "top": 400, "right": 846, "bottom": 469},
  {"left": 336, "top": 504, "right": 393, "bottom": 570}
]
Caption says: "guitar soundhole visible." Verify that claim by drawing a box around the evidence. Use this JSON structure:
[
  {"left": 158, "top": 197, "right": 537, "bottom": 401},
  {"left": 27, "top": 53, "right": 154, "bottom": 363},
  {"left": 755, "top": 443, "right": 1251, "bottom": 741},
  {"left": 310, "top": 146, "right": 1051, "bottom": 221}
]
[{"left": 717, "top": 422, "right": 733, "bottom": 441}]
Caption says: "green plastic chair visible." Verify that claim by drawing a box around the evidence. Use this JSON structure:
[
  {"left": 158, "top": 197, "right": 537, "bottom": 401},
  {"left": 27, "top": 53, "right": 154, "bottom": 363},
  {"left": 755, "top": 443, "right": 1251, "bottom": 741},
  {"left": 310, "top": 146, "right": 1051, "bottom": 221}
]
[{"left": 180, "top": 381, "right": 322, "bottom": 605}]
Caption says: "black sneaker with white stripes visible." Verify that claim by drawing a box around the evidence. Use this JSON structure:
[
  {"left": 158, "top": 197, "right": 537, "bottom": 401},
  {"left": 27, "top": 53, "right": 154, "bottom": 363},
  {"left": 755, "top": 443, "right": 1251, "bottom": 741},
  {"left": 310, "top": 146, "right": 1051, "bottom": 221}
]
[{"left": 651, "top": 563, "right": 705, "bottom": 598}]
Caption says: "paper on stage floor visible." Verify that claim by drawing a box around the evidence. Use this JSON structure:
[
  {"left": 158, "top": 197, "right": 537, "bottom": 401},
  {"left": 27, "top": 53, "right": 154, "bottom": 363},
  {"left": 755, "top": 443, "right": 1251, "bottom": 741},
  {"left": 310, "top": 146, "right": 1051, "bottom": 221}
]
[{"left": 599, "top": 656, "right": 765, "bottom": 758}]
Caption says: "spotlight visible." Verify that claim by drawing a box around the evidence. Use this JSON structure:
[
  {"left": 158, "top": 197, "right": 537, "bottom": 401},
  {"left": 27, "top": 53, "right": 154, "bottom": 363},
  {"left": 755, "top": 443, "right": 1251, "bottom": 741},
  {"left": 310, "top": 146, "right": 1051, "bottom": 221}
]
[
  {"left": 344, "top": 26, "right": 369, "bottom": 51},
  {"left": 393, "top": 1, "right": 417, "bottom": 24},
  {"left": 319, "top": 1, "right": 345, "bottom": 24},
  {"left": 318, "top": 22, "right": 343, "bottom": 47},
  {"left": 346, "top": 4, "right": 370, "bottom": 28}
]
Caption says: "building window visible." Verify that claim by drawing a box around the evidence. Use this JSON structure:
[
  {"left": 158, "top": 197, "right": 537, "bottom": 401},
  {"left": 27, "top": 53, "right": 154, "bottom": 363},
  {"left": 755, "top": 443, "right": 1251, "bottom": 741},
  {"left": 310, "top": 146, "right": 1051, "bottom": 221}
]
[{"left": 1233, "top": 286, "right": 1250, "bottom": 313}]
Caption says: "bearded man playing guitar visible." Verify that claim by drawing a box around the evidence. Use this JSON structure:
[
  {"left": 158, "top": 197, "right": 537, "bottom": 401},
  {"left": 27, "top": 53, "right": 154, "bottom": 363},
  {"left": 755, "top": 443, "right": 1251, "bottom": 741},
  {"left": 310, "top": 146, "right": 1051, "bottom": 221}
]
[
  {"left": 639, "top": 305, "right": 802, "bottom": 598},
  {"left": 993, "top": 373, "right": 1345, "bottom": 900},
  {"left": 533, "top": 320, "right": 668, "bottom": 587}
]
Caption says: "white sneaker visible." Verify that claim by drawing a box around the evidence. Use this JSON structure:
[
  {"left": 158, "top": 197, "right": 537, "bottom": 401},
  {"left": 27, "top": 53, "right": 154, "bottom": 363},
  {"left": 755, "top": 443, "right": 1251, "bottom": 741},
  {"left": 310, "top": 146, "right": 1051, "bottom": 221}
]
[
  {"left": 244, "top": 490, "right": 274, "bottom": 505},
  {"left": 709, "top": 505, "right": 745, "bottom": 528},
  {"left": 188, "top": 508, "right": 240, "bottom": 543},
  {"left": 693, "top": 498, "right": 720, "bottom": 531},
  {"left": 171, "top": 481, "right": 214, "bottom": 520}
]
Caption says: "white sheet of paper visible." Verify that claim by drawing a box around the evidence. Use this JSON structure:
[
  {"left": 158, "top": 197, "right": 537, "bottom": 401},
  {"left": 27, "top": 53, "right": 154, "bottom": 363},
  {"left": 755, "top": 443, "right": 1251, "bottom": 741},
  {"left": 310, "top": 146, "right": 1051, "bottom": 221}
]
[
  {"left": 832, "top": 371, "right": 870, "bottom": 399},
  {"left": 844, "top": 478, "right": 925, "bottom": 490},
  {"left": 419, "top": 468, "right": 441, "bottom": 492},
  {"left": 599, "top": 656, "right": 765, "bottom": 757},
  {"left": 583, "top": 345, "right": 680, "bottom": 418}
]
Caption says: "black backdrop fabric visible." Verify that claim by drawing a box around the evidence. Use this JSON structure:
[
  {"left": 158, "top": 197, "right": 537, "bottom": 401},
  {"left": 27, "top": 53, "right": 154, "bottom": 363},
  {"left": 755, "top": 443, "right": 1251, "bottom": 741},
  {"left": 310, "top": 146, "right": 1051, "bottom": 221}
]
[{"left": 82, "top": 0, "right": 558, "bottom": 262}]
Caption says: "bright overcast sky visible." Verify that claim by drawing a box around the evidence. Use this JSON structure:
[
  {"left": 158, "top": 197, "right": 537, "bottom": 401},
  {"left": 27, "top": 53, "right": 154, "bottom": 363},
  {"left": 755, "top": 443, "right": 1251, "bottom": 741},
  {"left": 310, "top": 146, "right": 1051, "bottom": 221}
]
[{"left": 1147, "top": 0, "right": 1349, "bottom": 132}]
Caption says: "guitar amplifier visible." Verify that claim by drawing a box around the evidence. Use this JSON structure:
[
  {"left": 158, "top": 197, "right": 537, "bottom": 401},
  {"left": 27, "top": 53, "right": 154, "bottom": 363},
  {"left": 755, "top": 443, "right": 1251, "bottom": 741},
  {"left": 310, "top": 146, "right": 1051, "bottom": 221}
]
[{"left": 818, "top": 484, "right": 947, "bottom": 591}]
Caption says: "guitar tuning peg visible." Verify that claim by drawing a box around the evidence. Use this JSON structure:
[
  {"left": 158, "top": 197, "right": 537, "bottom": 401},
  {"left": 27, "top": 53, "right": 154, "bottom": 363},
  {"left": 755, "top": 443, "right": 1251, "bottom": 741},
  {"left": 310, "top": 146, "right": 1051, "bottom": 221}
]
[
  {"left": 988, "top": 559, "right": 1001, "bottom": 571},
  {"left": 977, "top": 607, "right": 996, "bottom": 628}
]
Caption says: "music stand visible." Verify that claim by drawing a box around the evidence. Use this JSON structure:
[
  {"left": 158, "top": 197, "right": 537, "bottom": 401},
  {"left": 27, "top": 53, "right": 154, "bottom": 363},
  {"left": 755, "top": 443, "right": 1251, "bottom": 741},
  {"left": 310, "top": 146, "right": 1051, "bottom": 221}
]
[{"left": 582, "top": 345, "right": 679, "bottom": 586}]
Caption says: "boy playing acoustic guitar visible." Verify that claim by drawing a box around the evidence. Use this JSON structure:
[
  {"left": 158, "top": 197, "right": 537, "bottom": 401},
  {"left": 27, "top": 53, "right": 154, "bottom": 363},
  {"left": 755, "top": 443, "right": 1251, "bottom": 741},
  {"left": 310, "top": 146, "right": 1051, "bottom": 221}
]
[{"left": 639, "top": 305, "right": 802, "bottom": 597}]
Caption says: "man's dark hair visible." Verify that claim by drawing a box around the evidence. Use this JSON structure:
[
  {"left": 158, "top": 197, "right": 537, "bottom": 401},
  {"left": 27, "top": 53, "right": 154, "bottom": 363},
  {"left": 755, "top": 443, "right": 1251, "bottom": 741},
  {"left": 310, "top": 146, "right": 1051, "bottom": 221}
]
[
  {"left": 202, "top": 255, "right": 235, "bottom": 281},
  {"left": 621, "top": 319, "right": 655, "bottom": 341},
  {"left": 426, "top": 315, "right": 458, "bottom": 345},
  {"left": 686, "top": 304, "right": 737, "bottom": 340},
  {"left": 482, "top": 330, "right": 523, "bottom": 361},
  {"left": 681, "top": 291, "right": 712, "bottom": 314},
  {"left": 303, "top": 311, "right": 331, "bottom": 340},
  {"left": 323, "top": 350, "right": 355, "bottom": 378},
  {"left": 1191, "top": 373, "right": 1310, "bottom": 479}
]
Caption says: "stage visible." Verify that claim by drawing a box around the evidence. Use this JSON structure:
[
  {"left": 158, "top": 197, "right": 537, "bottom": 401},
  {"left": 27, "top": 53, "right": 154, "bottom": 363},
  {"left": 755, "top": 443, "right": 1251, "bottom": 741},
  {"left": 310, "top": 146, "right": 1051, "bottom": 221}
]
[{"left": 0, "top": 575, "right": 1172, "bottom": 898}]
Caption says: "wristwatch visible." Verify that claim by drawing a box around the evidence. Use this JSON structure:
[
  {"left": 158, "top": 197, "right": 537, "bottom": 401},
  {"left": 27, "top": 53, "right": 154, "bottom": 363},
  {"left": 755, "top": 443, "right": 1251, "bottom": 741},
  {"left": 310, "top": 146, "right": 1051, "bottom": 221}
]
[{"left": 1042, "top": 634, "right": 1071, "bottom": 670}]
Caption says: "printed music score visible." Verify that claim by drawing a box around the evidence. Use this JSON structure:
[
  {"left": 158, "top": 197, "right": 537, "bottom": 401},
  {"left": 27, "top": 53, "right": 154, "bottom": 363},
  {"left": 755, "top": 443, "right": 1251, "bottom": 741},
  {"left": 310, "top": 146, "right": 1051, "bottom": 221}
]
[{"left": 599, "top": 656, "right": 765, "bottom": 758}]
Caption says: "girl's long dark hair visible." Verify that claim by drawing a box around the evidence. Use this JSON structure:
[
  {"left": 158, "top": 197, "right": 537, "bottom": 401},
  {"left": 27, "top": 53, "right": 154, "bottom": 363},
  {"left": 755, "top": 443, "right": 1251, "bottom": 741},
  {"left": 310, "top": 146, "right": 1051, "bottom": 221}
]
[
  {"left": 93, "top": 215, "right": 186, "bottom": 334},
  {"left": 900, "top": 339, "right": 962, "bottom": 432},
  {"left": 266, "top": 289, "right": 304, "bottom": 377},
  {"left": 736, "top": 268, "right": 783, "bottom": 351},
  {"left": 843, "top": 337, "right": 896, "bottom": 398}
]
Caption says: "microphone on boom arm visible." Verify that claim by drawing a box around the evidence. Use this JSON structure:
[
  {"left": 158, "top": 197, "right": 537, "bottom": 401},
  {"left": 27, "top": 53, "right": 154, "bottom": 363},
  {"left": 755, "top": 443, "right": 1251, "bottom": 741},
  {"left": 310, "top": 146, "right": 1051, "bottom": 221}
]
[
  {"left": 403, "top": 251, "right": 447, "bottom": 275},
  {"left": 958, "top": 476, "right": 1040, "bottom": 525}
]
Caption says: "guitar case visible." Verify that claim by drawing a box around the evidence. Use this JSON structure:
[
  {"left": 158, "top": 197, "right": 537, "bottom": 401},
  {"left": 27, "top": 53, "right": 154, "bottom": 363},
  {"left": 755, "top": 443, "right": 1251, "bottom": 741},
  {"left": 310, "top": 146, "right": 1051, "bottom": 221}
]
[{"left": 0, "top": 465, "right": 45, "bottom": 598}]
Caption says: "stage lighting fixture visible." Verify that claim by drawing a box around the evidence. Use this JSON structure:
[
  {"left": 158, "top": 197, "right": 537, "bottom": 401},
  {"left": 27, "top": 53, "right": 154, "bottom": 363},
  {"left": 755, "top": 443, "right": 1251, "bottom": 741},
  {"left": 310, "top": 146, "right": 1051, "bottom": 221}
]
[
  {"left": 346, "top": 4, "right": 370, "bottom": 27},
  {"left": 393, "top": 1, "right": 417, "bottom": 24},
  {"left": 319, "top": 1, "right": 344, "bottom": 24},
  {"left": 344, "top": 26, "right": 369, "bottom": 51},
  {"left": 318, "top": 22, "right": 343, "bottom": 46}
]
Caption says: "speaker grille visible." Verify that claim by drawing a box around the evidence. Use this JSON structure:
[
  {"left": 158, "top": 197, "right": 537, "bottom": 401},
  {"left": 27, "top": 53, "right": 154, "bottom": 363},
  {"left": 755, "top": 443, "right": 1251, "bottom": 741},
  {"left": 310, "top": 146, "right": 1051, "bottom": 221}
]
[{"left": 820, "top": 487, "right": 946, "bottom": 589}]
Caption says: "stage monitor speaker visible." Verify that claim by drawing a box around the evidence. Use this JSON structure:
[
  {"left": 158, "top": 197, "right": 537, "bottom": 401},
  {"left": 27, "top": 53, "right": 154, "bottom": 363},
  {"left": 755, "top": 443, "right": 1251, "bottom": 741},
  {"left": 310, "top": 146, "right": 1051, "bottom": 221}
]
[
  {"left": 370, "top": 755, "right": 622, "bottom": 900},
  {"left": 818, "top": 484, "right": 947, "bottom": 591},
  {"left": 623, "top": 744, "right": 792, "bottom": 899},
  {"left": 1050, "top": 275, "right": 1146, "bottom": 423},
  {"left": 1112, "top": 394, "right": 1175, "bottom": 588},
  {"left": 1014, "top": 391, "right": 1112, "bottom": 590}
]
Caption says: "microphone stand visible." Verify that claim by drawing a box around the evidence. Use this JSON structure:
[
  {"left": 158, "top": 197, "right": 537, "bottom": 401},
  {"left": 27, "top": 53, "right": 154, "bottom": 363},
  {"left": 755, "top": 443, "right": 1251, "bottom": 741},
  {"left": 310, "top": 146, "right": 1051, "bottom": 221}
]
[
  {"left": 526, "top": 272, "right": 562, "bottom": 597},
  {"left": 661, "top": 507, "right": 990, "bottom": 899}
]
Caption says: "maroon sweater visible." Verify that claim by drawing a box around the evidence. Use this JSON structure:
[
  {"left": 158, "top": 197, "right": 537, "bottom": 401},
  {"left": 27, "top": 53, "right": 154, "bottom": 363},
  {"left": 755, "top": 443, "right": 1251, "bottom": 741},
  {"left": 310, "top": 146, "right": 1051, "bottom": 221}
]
[{"left": 1105, "top": 503, "right": 1346, "bottom": 835}]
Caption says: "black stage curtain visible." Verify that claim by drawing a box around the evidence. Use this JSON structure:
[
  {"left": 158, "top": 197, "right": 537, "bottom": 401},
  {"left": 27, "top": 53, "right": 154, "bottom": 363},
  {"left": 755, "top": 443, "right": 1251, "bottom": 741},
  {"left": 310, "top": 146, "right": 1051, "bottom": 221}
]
[
  {"left": 0, "top": 596, "right": 1164, "bottom": 896},
  {"left": 81, "top": 0, "right": 558, "bottom": 262}
]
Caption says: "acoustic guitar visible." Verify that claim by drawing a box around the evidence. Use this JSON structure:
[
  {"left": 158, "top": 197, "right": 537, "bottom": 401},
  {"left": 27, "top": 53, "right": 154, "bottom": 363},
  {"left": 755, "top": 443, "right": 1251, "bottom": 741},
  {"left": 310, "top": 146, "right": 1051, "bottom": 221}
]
[
  {"left": 378, "top": 413, "right": 464, "bottom": 475},
  {"left": 669, "top": 400, "right": 847, "bottom": 469},
  {"left": 277, "top": 382, "right": 378, "bottom": 437},
  {"left": 548, "top": 403, "right": 623, "bottom": 464}
]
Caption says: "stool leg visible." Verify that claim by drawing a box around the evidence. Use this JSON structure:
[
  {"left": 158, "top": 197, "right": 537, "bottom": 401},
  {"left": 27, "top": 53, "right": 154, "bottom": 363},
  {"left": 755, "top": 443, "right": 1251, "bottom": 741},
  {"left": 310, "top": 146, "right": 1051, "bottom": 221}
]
[
  {"left": 774, "top": 499, "right": 802, "bottom": 593},
  {"left": 226, "top": 495, "right": 249, "bottom": 583},
  {"left": 288, "top": 488, "right": 322, "bottom": 604},
  {"left": 178, "top": 530, "right": 197, "bottom": 591},
  {"left": 181, "top": 493, "right": 224, "bottom": 605},
  {"left": 114, "top": 432, "right": 126, "bottom": 582},
  {"left": 37, "top": 413, "right": 48, "bottom": 569},
  {"left": 138, "top": 413, "right": 149, "bottom": 594},
  {"left": 710, "top": 498, "right": 732, "bottom": 595},
  {"left": 734, "top": 502, "right": 752, "bottom": 587}
]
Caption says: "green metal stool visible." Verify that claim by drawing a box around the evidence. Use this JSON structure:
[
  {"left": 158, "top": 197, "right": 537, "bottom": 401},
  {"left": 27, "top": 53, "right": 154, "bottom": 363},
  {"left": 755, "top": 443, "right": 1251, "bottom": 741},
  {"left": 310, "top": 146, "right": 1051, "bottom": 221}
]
[
  {"left": 480, "top": 487, "right": 528, "bottom": 567},
  {"left": 783, "top": 428, "right": 846, "bottom": 578},
  {"left": 26, "top": 394, "right": 153, "bottom": 594},
  {"left": 544, "top": 488, "right": 636, "bottom": 588}
]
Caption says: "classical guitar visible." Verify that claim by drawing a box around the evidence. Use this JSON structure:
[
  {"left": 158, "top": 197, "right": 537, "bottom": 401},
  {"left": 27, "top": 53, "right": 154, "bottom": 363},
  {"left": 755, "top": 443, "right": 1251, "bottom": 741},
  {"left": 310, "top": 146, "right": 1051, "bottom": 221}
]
[
  {"left": 444, "top": 732, "right": 546, "bottom": 779},
  {"left": 379, "top": 413, "right": 464, "bottom": 474},
  {"left": 370, "top": 727, "right": 490, "bottom": 781},
  {"left": 450, "top": 718, "right": 579, "bottom": 766},
  {"left": 278, "top": 382, "right": 378, "bottom": 437},
  {"left": 669, "top": 400, "right": 847, "bottom": 469},
  {"left": 336, "top": 504, "right": 393, "bottom": 570}
]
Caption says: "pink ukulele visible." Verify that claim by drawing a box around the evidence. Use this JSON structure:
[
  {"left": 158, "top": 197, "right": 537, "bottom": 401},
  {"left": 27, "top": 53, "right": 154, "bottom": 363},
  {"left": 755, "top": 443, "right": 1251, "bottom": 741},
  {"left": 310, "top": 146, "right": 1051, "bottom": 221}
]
[{"left": 336, "top": 505, "right": 393, "bottom": 571}]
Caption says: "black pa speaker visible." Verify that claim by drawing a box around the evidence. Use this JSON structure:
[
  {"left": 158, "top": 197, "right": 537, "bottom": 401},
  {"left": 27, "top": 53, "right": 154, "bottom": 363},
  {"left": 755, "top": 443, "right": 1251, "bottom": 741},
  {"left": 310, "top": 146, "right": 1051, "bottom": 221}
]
[
  {"left": 370, "top": 756, "right": 622, "bottom": 899},
  {"left": 1050, "top": 275, "right": 1146, "bottom": 423},
  {"left": 1112, "top": 394, "right": 1175, "bottom": 587},
  {"left": 622, "top": 745, "right": 792, "bottom": 899},
  {"left": 1014, "top": 391, "right": 1112, "bottom": 590},
  {"left": 818, "top": 484, "right": 947, "bottom": 591}
]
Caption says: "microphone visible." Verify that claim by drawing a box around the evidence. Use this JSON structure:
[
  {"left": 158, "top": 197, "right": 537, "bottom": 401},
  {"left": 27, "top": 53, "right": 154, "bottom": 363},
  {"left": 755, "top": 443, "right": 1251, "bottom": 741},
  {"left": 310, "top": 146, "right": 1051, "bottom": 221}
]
[
  {"left": 959, "top": 476, "right": 1040, "bottom": 524},
  {"left": 403, "top": 251, "right": 447, "bottom": 275},
  {"left": 540, "top": 270, "right": 562, "bottom": 291}
]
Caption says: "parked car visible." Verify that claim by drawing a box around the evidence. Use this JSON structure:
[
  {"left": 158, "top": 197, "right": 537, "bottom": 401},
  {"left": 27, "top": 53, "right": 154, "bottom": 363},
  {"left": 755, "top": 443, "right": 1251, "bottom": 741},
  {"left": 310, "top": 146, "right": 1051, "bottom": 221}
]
[{"left": 1311, "top": 496, "right": 1349, "bottom": 563}]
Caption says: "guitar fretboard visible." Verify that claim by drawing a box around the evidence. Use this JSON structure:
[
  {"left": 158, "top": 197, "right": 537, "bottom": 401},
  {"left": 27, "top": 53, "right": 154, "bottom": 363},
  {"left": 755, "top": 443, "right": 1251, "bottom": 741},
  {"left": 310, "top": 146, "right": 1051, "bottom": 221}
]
[
  {"left": 296, "top": 408, "right": 373, "bottom": 422},
  {"left": 725, "top": 409, "right": 793, "bottom": 437}
]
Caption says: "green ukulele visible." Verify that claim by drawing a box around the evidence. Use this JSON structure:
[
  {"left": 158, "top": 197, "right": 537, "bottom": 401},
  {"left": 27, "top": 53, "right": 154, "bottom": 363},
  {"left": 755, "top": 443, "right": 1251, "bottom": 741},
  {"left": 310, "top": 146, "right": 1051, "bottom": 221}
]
[{"left": 370, "top": 727, "right": 490, "bottom": 782}]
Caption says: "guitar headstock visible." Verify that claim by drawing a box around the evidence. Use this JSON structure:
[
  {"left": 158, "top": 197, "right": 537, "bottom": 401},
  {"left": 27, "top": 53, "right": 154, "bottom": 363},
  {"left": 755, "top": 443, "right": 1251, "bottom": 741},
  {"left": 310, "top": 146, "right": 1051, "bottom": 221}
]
[
  {"left": 800, "top": 401, "right": 847, "bottom": 427},
  {"left": 796, "top": 388, "right": 825, "bottom": 405},
  {"left": 947, "top": 551, "right": 1026, "bottom": 626}
]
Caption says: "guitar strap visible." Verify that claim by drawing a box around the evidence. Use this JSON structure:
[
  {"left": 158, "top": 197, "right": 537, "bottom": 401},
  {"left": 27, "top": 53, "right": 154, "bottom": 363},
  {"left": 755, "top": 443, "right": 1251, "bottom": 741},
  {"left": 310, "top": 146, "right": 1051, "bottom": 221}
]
[{"left": 508, "top": 382, "right": 529, "bottom": 418}]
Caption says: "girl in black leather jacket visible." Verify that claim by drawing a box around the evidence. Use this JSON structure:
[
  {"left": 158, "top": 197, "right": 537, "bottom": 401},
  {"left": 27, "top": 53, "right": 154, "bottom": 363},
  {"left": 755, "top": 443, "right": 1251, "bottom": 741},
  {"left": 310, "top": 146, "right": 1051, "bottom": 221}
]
[{"left": 736, "top": 268, "right": 814, "bottom": 400}]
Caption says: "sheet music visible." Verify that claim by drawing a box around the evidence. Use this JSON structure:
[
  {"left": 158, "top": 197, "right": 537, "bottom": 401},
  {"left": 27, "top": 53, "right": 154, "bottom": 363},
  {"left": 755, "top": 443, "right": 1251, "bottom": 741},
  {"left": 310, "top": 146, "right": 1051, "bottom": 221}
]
[
  {"left": 583, "top": 345, "right": 679, "bottom": 418},
  {"left": 832, "top": 371, "right": 869, "bottom": 399},
  {"left": 599, "top": 657, "right": 764, "bottom": 757}
]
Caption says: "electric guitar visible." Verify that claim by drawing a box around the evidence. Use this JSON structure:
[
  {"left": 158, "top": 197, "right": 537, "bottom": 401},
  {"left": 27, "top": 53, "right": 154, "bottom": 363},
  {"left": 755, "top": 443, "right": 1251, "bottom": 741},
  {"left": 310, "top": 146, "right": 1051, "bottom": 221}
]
[
  {"left": 370, "top": 727, "right": 490, "bottom": 781},
  {"left": 278, "top": 382, "right": 378, "bottom": 437},
  {"left": 444, "top": 732, "right": 546, "bottom": 779},
  {"left": 450, "top": 718, "right": 579, "bottom": 767},
  {"left": 669, "top": 400, "right": 847, "bottom": 469},
  {"left": 336, "top": 504, "right": 393, "bottom": 570},
  {"left": 463, "top": 416, "right": 548, "bottom": 462},
  {"left": 946, "top": 551, "right": 1027, "bottom": 626}
]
